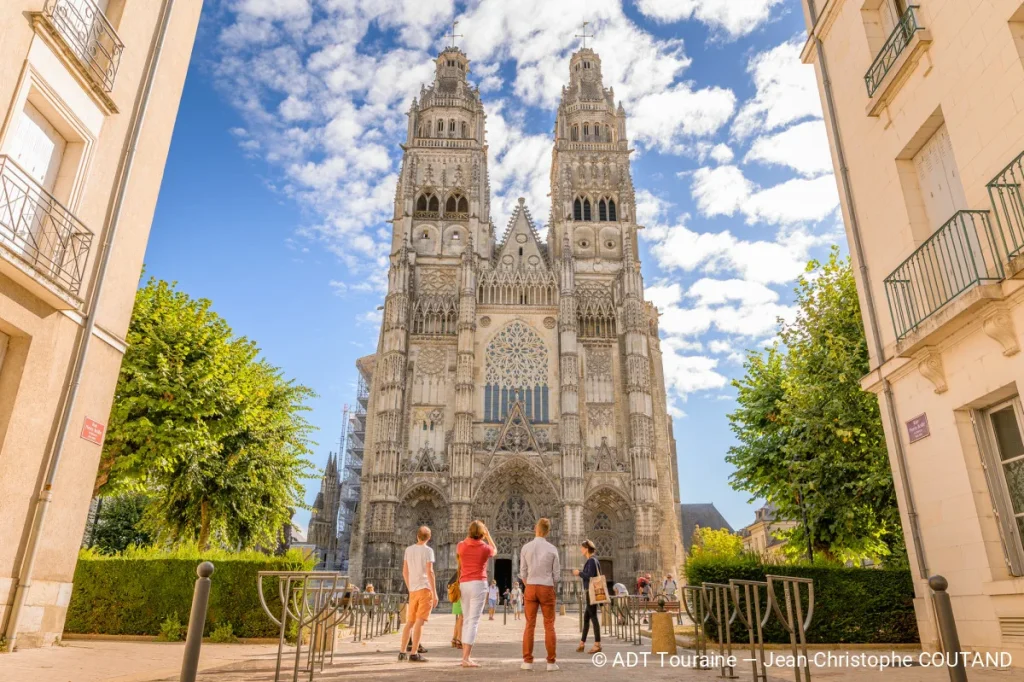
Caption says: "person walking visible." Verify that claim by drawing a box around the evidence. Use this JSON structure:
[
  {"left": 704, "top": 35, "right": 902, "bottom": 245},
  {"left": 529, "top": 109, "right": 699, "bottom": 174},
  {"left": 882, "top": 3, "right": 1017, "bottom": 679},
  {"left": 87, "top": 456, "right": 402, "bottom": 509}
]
[
  {"left": 487, "top": 581, "right": 499, "bottom": 620},
  {"left": 456, "top": 520, "right": 497, "bottom": 668},
  {"left": 572, "top": 539, "right": 602, "bottom": 654},
  {"left": 449, "top": 555, "right": 464, "bottom": 650},
  {"left": 397, "top": 526, "right": 437, "bottom": 663},
  {"left": 519, "top": 517, "right": 560, "bottom": 672},
  {"left": 510, "top": 582, "right": 524, "bottom": 621},
  {"left": 662, "top": 574, "right": 678, "bottom": 600}
]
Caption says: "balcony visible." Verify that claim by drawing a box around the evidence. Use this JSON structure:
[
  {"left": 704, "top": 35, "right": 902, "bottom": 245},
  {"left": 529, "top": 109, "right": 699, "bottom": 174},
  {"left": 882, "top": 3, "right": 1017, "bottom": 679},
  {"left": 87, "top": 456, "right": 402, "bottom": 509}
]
[
  {"left": 0, "top": 156, "right": 93, "bottom": 307},
  {"left": 864, "top": 6, "right": 930, "bottom": 116},
  {"left": 40, "top": 0, "right": 123, "bottom": 95},
  {"left": 987, "top": 149, "right": 1024, "bottom": 274}
]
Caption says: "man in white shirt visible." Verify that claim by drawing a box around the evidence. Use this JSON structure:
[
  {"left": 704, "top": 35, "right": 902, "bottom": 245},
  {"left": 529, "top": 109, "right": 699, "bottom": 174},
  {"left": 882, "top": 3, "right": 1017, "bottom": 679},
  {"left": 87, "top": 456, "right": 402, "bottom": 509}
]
[
  {"left": 519, "top": 517, "right": 560, "bottom": 671},
  {"left": 399, "top": 526, "right": 437, "bottom": 663},
  {"left": 612, "top": 582, "right": 628, "bottom": 597}
]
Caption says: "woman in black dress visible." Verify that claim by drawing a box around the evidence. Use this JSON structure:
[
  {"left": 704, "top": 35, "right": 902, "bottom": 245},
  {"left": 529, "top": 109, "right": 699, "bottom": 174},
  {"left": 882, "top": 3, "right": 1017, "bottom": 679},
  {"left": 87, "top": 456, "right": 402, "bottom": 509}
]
[{"left": 572, "top": 539, "right": 602, "bottom": 654}]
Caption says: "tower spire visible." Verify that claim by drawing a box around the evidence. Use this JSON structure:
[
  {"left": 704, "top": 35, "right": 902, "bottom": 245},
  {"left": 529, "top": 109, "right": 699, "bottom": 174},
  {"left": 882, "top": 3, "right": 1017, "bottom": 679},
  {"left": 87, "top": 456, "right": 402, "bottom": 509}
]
[{"left": 575, "top": 20, "right": 593, "bottom": 49}]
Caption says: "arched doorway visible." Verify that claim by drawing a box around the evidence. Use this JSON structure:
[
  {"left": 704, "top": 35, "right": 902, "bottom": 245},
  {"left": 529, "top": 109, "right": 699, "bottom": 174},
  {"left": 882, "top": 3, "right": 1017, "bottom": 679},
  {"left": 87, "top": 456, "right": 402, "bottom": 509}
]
[
  {"left": 473, "top": 458, "right": 562, "bottom": 594},
  {"left": 583, "top": 487, "right": 634, "bottom": 586},
  {"left": 397, "top": 484, "right": 450, "bottom": 594}
]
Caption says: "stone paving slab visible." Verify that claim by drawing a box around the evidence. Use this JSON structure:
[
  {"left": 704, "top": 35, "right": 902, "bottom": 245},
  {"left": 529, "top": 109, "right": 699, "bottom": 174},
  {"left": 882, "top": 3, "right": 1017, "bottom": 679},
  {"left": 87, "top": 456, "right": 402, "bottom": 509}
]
[{"left": 0, "top": 613, "right": 1019, "bottom": 681}]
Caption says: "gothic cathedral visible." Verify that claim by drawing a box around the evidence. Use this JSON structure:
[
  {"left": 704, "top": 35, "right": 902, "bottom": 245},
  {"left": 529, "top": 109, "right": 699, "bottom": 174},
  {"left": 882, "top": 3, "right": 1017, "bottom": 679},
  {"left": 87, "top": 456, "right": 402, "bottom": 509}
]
[{"left": 348, "top": 45, "right": 684, "bottom": 593}]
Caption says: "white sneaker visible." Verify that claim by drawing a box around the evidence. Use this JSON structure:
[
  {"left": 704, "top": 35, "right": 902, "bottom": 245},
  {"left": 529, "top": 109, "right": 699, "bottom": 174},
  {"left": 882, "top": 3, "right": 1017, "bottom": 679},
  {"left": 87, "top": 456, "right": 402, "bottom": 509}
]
[
  {"left": 521, "top": 662, "right": 534, "bottom": 670},
  {"left": 546, "top": 663, "right": 560, "bottom": 672}
]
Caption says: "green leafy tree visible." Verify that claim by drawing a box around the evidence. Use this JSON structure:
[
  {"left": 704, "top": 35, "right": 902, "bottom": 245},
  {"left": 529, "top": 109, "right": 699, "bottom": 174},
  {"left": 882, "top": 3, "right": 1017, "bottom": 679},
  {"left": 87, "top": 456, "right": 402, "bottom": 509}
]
[
  {"left": 690, "top": 526, "right": 744, "bottom": 559},
  {"left": 98, "top": 279, "right": 315, "bottom": 549},
  {"left": 727, "top": 249, "right": 904, "bottom": 563},
  {"left": 90, "top": 494, "right": 151, "bottom": 554}
]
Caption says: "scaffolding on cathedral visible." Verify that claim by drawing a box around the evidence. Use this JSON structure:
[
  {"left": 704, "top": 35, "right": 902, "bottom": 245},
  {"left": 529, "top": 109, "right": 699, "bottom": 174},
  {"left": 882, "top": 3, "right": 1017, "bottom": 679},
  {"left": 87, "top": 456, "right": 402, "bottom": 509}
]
[{"left": 336, "top": 370, "right": 368, "bottom": 570}]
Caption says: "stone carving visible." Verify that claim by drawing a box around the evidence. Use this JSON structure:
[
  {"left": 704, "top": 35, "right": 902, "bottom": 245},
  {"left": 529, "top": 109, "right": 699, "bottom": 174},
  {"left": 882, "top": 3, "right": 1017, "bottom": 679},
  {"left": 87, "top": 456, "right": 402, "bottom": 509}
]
[
  {"left": 417, "top": 348, "right": 446, "bottom": 376},
  {"left": 419, "top": 267, "right": 458, "bottom": 296},
  {"left": 485, "top": 321, "right": 548, "bottom": 388},
  {"left": 983, "top": 306, "right": 1020, "bottom": 356},
  {"left": 917, "top": 348, "right": 948, "bottom": 394},
  {"left": 586, "top": 347, "right": 612, "bottom": 377},
  {"left": 543, "top": 316, "right": 556, "bottom": 329},
  {"left": 480, "top": 315, "right": 491, "bottom": 327}
]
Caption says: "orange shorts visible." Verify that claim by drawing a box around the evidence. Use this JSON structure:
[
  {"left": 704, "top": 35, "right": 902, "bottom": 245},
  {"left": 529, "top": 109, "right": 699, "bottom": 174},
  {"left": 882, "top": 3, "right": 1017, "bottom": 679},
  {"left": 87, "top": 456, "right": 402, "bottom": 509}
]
[{"left": 408, "top": 588, "right": 433, "bottom": 622}]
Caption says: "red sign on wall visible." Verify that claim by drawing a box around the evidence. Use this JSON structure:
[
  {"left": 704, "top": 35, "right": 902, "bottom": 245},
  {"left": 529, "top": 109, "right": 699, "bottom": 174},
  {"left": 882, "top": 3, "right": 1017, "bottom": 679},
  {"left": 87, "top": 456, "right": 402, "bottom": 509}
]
[{"left": 81, "top": 417, "right": 106, "bottom": 445}]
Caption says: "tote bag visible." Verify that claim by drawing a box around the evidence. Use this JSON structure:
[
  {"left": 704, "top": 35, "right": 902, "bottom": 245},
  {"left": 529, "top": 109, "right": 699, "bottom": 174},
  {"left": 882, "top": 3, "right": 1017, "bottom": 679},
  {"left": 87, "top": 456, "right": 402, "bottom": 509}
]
[
  {"left": 588, "top": 559, "right": 610, "bottom": 605},
  {"left": 447, "top": 555, "right": 462, "bottom": 603}
]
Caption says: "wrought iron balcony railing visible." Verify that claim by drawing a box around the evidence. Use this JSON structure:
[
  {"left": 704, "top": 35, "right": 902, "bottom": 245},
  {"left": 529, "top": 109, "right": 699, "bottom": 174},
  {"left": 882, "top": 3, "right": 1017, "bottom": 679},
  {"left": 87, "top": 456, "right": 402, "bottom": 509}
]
[
  {"left": 987, "top": 149, "right": 1024, "bottom": 263},
  {"left": 884, "top": 210, "right": 1004, "bottom": 340},
  {"left": 0, "top": 155, "right": 93, "bottom": 297},
  {"left": 43, "top": 0, "right": 124, "bottom": 93},
  {"left": 865, "top": 5, "right": 923, "bottom": 97}
]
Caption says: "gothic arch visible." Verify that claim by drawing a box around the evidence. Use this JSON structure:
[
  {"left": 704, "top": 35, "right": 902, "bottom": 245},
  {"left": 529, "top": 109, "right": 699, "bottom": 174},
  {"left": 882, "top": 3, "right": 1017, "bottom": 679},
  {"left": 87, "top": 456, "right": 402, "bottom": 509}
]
[
  {"left": 396, "top": 483, "right": 451, "bottom": 586},
  {"left": 583, "top": 486, "right": 634, "bottom": 581},
  {"left": 472, "top": 456, "right": 562, "bottom": 555}
]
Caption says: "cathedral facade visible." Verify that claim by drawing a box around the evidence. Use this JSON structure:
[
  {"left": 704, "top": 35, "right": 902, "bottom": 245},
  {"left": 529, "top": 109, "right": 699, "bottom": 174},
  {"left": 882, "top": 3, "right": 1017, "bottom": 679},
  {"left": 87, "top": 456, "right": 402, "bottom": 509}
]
[{"left": 348, "top": 45, "right": 684, "bottom": 595}]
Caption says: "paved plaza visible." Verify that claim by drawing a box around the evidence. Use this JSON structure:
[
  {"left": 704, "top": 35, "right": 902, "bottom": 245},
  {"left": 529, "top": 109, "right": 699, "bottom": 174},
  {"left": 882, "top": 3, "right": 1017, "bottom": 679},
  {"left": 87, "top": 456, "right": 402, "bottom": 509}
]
[{"left": 0, "top": 613, "right": 1019, "bottom": 682}]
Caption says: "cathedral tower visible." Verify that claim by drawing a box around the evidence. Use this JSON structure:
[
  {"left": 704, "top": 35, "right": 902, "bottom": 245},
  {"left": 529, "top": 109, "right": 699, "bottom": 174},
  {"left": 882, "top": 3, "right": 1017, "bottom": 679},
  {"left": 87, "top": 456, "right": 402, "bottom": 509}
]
[{"left": 353, "top": 44, "right": 683, "bottom": 594}]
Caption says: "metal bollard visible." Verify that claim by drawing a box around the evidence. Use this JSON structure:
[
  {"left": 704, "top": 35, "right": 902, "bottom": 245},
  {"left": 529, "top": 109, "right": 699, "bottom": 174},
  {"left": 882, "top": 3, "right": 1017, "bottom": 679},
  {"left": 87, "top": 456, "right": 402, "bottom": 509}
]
[
  {"left": 180, "top": 561, "right": 215, "bottom": 682},
  {"left": 929, "top": 576, "right": 968, "bottom": 682}
]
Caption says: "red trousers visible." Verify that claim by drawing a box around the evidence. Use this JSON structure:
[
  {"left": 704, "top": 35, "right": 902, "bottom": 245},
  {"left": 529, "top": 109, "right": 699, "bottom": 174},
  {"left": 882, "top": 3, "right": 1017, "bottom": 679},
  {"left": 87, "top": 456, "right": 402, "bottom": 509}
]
[{"left": 522, "top": 584, "right": 556, "bottom": 663}]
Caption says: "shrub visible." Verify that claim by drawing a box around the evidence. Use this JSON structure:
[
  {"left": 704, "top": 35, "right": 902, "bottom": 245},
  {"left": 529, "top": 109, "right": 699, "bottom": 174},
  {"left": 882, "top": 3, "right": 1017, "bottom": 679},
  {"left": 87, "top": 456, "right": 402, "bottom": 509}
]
[
  {"left": 685, "top": 554, "right": 918, "bottom": 644},
  {"left": 65, "top": 547, "right": 314, "bottom": 638},
  {"left": 209, "top": 622, "right": 238, "bottom": 643},
  {"left": 158, "top": 613, "right": 184, "bottom": 642}
]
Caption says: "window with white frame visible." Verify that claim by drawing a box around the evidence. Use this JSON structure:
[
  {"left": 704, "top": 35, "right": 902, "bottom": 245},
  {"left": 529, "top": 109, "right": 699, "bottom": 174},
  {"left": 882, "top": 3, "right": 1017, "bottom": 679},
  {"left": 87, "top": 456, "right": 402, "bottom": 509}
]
[{"left": 975, "top": 397, "right": 1024, "bottom": 576}]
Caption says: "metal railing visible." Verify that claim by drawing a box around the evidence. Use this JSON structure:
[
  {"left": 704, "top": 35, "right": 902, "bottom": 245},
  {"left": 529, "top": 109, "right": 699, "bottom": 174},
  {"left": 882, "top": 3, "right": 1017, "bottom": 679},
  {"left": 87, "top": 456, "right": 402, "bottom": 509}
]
[
  {"left": 43, "top": 0, "right": 124, "bottom": 93},
  {"left": 884, "top": 210, "right": 1004, "bottom": 340},
  {"left": 865, "top": 6, "right": 923, "bottom": 97},
  {"left": 987, "top": 148, "right": 1024, "bottom": 263},
  {"left": 0, "top": 155, "right": 92, "bottom": 297}
]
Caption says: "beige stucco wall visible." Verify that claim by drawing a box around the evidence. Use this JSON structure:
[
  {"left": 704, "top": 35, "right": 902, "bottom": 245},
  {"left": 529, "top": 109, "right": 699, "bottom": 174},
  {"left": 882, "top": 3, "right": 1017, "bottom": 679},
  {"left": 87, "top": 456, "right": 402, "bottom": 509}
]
[
  {"left": 0, "top": 0, "right": 202, "bottom": 649},
  {"left": 803, "top": 0, "right": 1024, "bottom": 663}
]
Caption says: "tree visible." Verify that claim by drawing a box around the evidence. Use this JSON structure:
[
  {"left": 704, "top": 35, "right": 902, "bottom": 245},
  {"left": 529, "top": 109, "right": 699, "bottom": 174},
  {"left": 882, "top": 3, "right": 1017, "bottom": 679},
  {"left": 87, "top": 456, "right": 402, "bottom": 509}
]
[
  {"left": 726, "top": 249, "right": 904, "bottom": 563},
  {"left": 98, "top": 279, "right": 315, "bottom": 550},
  {"left": 690, "top": 526, "right": 744, "bottom": 559},
  {"left": 90, "top": 494, "right": 151, "bottom": 554}
]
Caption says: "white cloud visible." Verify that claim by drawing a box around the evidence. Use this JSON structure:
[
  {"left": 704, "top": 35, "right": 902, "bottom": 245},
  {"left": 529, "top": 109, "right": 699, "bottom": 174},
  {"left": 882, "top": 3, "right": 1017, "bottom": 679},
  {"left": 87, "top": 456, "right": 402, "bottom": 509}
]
[
  {"left": 745, "top": 120, "right": 833, "bottom": 177},
  {"left": 689, "top": 165, "right": 839, "bottom": 225},
  {"left": 732, "top": 37, "right": 822, "bottom": 139},
  {"left": 630, "top": 85, "right": 737, "bottom": 153},
  {"left": 660, "top": 338, "right": 728, "bottom": 394},
  {"left": 635, "top": 0, "right": 783, "bottom": 38}
]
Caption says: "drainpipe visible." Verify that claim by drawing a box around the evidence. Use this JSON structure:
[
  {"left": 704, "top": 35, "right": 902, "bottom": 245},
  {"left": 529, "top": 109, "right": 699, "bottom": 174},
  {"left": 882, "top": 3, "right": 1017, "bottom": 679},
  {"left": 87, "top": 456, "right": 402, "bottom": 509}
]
[
  {"left": 2, "top": 0, "right": 177, "bottom": 651},
  {"left": 808, "top": 2, "right": 929, "bottom": 580}
]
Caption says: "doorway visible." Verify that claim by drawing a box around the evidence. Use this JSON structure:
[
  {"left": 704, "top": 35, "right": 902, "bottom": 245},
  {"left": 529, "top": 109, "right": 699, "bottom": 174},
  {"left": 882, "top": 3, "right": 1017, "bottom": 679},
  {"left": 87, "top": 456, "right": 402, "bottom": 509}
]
[
  {"left": 494, "top": 558, "right": 512, "bottom": 603},
  {"left": 599, "top": 559, "right": 613, "bottom": 585}
]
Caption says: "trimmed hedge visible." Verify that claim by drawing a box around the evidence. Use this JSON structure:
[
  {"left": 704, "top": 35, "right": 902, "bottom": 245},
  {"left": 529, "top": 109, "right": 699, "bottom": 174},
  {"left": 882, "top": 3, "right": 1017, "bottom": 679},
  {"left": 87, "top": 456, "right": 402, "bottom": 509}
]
[
  {"left": 685, "top": 555, "right": 918, "bottom": 644},
  {"left": 65, "top": 549, "right": 314, "bottom": 638}
]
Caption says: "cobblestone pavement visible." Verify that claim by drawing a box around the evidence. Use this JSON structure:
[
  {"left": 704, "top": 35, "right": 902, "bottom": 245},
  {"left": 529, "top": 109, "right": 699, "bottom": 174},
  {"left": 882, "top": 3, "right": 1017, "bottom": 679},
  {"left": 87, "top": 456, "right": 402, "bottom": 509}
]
[{"left": 0, "top": 614, "right": 1019, "bottom": 682}]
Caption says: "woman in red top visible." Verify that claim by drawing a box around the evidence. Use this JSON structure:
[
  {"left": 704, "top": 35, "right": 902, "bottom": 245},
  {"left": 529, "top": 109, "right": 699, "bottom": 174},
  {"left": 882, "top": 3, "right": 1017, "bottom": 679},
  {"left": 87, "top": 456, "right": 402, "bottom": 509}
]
[{"left": 456, "top": 520, "right": 496, "bottom": 668}]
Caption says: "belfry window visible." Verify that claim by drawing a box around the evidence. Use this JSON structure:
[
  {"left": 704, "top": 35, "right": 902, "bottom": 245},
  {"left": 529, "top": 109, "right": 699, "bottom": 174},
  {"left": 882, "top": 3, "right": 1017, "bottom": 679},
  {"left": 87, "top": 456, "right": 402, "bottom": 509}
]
[
  {"left": 462, "top": 121, "right": 469, "bottom": 138},
  {"left": 437, "top": 119, "right": 444, "bottom": 132},
  {"left": 598, "top": 199, "right": 607, "bottom": 221},
  {"left": 608, "top": 199, "right": 617, "bottom": 221},
  {"left": 573, "top": 198, "right": 582, "bottom": 221},
  {"left": 583, "top": 198, "right": 592, "bottom": 221},
  {"left": 583, "top": 124, "right": 590, "bottom": 137},
  {"left": 571, "top": 125, "right": 579, "bottom": 141}
]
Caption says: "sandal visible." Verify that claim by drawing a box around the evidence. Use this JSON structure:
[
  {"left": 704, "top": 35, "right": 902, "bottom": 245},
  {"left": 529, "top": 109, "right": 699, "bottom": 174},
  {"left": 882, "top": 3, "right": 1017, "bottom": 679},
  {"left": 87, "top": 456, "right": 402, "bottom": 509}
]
[
  {"left": 588, "top": 644, "right": 602, "bottom": 654},
  {"left": 461, "top": 659, "right": 481, "bottom": 668},
  {"left": 576, "top": 642, "right": 585, "bottom": 653}
]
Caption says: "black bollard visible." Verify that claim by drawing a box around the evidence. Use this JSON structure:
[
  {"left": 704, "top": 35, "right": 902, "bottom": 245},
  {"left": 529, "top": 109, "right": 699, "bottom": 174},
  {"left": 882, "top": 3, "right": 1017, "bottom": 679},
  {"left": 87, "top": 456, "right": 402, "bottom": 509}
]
[
  {"left": 180, "top": 561, "right": 215, "bottom": 682},
  {"left": 929, "top": 576, "right": 968, "bottom": 682}
]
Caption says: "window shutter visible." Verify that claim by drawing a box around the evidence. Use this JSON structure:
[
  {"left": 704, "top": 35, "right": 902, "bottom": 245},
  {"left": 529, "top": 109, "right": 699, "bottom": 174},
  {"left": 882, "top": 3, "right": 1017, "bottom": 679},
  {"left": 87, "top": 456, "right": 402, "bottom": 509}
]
[
  {"left": 9, "top": 103, "right": 66, "bottom": 193},
  {"left": 972, "top": 409, "right": 1024, "bottom": 576},
  {"left": 913, "top": 125, "right": 967, "bottom": 230}
]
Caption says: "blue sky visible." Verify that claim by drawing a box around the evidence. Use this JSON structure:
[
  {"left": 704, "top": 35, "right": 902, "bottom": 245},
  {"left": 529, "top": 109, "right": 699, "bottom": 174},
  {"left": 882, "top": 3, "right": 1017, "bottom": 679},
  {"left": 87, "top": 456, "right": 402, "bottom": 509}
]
[{"left": 146, "top": 0, "right": 842, "bottom": 534}]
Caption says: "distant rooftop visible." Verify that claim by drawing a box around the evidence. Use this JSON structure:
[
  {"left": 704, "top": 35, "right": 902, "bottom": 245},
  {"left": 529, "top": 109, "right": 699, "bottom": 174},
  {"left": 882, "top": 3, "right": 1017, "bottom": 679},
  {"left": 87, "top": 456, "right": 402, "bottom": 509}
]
[{"left": 678, "top": 503, "right": 734, "bottom": 554}]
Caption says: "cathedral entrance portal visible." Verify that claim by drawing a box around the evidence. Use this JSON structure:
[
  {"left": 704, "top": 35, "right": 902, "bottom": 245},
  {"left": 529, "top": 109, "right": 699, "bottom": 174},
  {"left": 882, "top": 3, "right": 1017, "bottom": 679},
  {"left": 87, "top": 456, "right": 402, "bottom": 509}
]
[{"left": 494, "top": 558, "right": 512, "bottom": 603}]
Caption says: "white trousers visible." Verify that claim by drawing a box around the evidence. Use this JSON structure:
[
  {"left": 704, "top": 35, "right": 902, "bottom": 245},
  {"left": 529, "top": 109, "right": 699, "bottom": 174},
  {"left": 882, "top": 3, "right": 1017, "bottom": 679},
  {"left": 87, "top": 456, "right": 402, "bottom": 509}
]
[{"left": 460, "top": 580, "right": 489, "bottom": 645}]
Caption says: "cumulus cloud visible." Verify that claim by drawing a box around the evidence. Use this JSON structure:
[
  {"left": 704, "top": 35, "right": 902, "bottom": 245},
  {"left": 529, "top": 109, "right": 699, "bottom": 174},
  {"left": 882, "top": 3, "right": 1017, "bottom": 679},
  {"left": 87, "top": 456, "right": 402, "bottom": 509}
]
[
  {"left": 688, "top": 165, "right": 839, "bottom": 225},
  {"left": 732, "top": 37, "right": 822, "bottom": 139},
  {"left": 744, "top": 120, "right": 833, "bottom": 177},
  {"left": 635, "top": 0, "right": 784, "bottom": 38}
]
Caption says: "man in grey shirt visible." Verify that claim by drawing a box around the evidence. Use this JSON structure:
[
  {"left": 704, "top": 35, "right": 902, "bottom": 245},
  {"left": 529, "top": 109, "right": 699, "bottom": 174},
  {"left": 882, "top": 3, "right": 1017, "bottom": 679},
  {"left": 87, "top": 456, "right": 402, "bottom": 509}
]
[{"left": 519, "top": 517, "right": 560, "bottom": 671}]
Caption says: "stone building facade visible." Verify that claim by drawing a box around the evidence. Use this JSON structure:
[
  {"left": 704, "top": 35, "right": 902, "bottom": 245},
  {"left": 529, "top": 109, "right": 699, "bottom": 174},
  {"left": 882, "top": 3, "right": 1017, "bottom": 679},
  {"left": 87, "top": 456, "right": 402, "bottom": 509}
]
[
  {"left": 800, "top": 0, "right": 1024, "bottom": 664},
  {"left": 0, "top": 0, "right": 202, "bottom": 648},
  {"left": 348, "top": 45, "right": 684, "bottom": 596}
]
